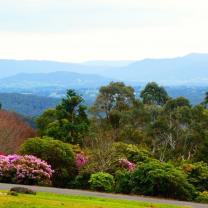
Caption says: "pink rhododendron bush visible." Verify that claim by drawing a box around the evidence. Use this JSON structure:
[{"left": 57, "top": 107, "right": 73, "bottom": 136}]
[
  {"left": 0, "top": 154, "right": 53, "bottom": 185},
  {"left": 75, "top": 153, "right": 88, "bottom": 170},
  {"left": 119, "top": 158, "right": 136, "bottom": 171}
]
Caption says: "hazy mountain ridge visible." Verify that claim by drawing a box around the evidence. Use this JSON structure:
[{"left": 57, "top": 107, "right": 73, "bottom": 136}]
[
  {"left": 0, "top": 53, "right": 208, "bottom": 86},
  {"left": 105, "top": 53, "right": 208, "bottom": 85},
  {"left": 0, "top": 71, "right": 113, "bottom": 89}
]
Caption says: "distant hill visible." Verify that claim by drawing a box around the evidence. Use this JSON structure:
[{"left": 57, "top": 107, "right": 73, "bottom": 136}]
[
  {"left": 0, "top": 53, "right": 208, "bottom": 86},
  {"left": 0, "top": 71, "right": 113, "bottom": 89},
  {"left": 0, "top": 86, "right": 206, "bottom": 119},
  {"left": 105, "top": 53, "right": 208, "bottom": 85},
  {"left": 0, "top": 93, "right": 60, "bottom": 117},
  {"left": 0, "top": 59, "right": 114, "bottom": 78}
]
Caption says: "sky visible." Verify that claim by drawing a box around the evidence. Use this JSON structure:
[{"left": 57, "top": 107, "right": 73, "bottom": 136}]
[{"left": 0, "top": 0, "right": 208, "bottom": 62}]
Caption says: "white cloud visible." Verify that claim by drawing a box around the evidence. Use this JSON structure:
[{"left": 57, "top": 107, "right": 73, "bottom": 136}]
[{"left": 0, "top": 0, "right": 208, "bottom": 61}]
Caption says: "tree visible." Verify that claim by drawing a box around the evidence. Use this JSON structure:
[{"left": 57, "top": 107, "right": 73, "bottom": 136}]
[
  {"left": 164, "top": 97, "right": 191, "bottom": 111},
  {"left": 36, "top": 108, "right": 57, "bottom": 135},
  {"left": 146, "top": 97, "right": 208, "bottom": 161},
  {"left": 36, "top": 90, "right": 89, "bottom": 145},
  {"left": 141, "top": 82, "right": 169, "bottom": 106},
  {"left": 91, "top": 82, "right": 135, "bottom": 130},
  {"left": 0, "top": 110, "right": 36, "bottom": 154},
  {"left": 92, "top": 82, "right": 135, "bottom": 119},
  {"left": 201, "top": 92, "right": 208, "bottom": 108}
]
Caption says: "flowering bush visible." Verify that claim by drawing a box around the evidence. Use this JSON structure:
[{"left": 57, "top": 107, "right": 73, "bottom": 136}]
[
  {"left": 20, "top": 137, "right": 76, "bottom": 187},
  {"left": 75, "top": 153, "right": 88, "bottom": 170},
  {"left": 119, "top": 158, "right": 136, "bottom": 171},
  {"left": 0, "top": 154, "right": 53, "bottom": 185}
]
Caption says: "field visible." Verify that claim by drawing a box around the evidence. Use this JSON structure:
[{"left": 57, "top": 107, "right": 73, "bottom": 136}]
[{"left": 0, "top": 191, "right": 187, "bottom": 208}]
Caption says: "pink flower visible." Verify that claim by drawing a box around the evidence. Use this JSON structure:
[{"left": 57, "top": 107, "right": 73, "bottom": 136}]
[
  {"left": 119, "top": 158, "right": 136, "bottom": 171},
  {"left": 75, "top": 153, "right": 88, "bottom": 169},
  {"left": 0, "top": 154, "right": 54, "bottom": 185}
]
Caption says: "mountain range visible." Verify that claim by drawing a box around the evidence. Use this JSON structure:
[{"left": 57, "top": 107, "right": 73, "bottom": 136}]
[
  {"left": 0, "top": 71, "right": 113, "bottom": 89},
  {"left": 0, "top": 53, "right": 208, "bottom": 88}
]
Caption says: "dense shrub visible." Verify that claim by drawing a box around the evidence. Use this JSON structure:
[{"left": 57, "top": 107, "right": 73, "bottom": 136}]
[
  {"left": 74, "top": 172, "right": 91, "bottom": 190},
  {"left": 0, "top": 154, "right": 53, "bottom": 185},
  {"left": 131, "top": 160, "right": 196, "bottom": 200},
  {"left": 20, "top": 137, "right": 75, "bottom": 187},
  {"left": 113, "top": 142, "right": 152, "bottom": 163},
  {"left": 115, "top": 170, "right": 132, "bottom": 194},
  {"left": 89, "top": 172, "right": 115, "bottom": 192},
  {"left": 182, "top": 162, "right": 208, "bottom": 192},
  {"left": 196, "top": 191, "right": 208, "bottom": 203}
]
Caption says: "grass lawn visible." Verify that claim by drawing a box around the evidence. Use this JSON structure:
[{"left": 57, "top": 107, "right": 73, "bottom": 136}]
[{"left": 0, "top": 191, "right": 189, "bottom": 208}]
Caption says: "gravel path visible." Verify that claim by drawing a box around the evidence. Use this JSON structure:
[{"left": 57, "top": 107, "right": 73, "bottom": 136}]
[{"left": 0, "top": 183, "right": 207, "bottom": 208}]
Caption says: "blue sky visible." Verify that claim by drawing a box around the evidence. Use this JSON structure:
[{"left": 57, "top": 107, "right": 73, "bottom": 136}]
[{"left": 0, "top": 0, "right": 208, "bottom": 61}]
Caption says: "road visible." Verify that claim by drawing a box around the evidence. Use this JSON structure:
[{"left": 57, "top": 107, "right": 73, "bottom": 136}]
[{"left": 0, "top": 183, "right": 207, "bottom": 208}]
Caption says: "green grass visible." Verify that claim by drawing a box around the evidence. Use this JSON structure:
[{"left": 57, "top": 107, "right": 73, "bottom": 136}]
[{"left": 0, "top": 191, "right": 189, "bottom": 208}]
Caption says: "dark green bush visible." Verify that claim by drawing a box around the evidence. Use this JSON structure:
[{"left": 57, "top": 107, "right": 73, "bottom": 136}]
[
  {"left": 115, "top": 170, "right": 132, "bottom": 194},
  {"left": 89, "top": 172, "right": 115, "bottom": 192},
  {"left": 131, "top": 160, "right": 196, "bottom": 200},
  {"left": 195, "top": 191, "right": 208, "bottom": 203},
  {"left": 74, "top": 172, "right": 91, "bottom": 190},
  {"left": 20, "top": 137, "right": 76, "bottom": 187},
  {"left": 182, "top": 162, "right": 208, "bottom": 192}
]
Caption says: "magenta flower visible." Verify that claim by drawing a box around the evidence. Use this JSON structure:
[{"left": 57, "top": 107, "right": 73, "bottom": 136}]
[
  {"left": 75, "top": 153, "right": 88, "bottom": 169},
  {"left": 119, "top": 158, "right": 136, "bottom": 171},
  {"left": 0, "top": 154, "right": 54, "bottom": 185}
]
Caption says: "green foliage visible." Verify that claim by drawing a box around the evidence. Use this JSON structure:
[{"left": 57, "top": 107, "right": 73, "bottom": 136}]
[
  {"left": 201, "top": 91, "right": 208, "bottom": 108},
  {"left": 36, "top": 108, "right": 57, "bottom": 135},
  {"left": 20, "top": 137, "right": 76, "bottom": 187},
  {"left": 89, "top": 172, "right": 115, "bottom": 192},
  {"left": 195, "top": 191, "right": 208, "bottom": 203},
  {"left": 82, "top": 139, "right": 120, "bottom": 174},
  {"left": 5, "top": 81, "right": 208, "bottom": 201},
  {"left": 119, "top": 127, "right": 146, "bottom": 144},
  {"left": 73, "top": 172, "right": 91, "bottom": 190},
  {"left": 0, "top": 93, "right": 59, "bottom": 117},
  {"left": 36, "top": 89, "right": 89, "bottom": 145},
  {"left": 130, "top": 160, "right": 196, "bottom": 200},
  {"left": 114, "top": 170, "right": 132, "bottom": 194},
  {"left": 113, "top": 142, "right": 152, "bottom": 163},
  {"left": 141, "top": 82, "right": 169, "bottom": 106},
  {"left": 182, "top": 162, "right": 208, "bottom": 192},
  {"left": 91, "top": 82, "right": 135, "bottom": 129},
  {"left": 147, "top": 97, "right": 208, "bottom": 161},
  {"left": 164, "top": 97, "right": 191, "bottom": 111}
]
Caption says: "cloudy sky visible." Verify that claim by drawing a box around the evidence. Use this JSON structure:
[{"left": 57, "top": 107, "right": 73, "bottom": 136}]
[{"left": 0, "top": 0, "right": 208, "bottom": 62}]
